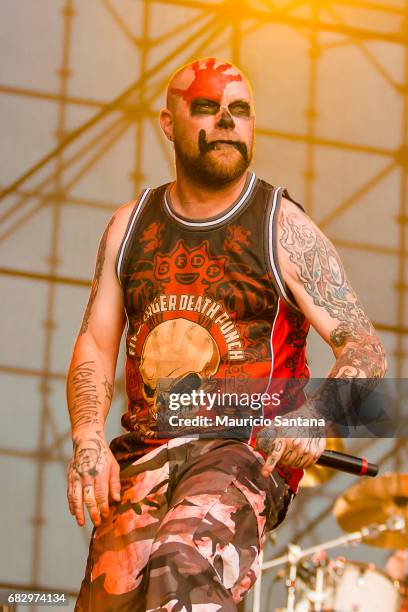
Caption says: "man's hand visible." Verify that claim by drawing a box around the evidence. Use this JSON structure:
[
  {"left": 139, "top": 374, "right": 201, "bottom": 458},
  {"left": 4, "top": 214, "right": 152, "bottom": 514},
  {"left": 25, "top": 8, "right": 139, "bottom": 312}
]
[
  {"left": 67, "top": 430, "right": 121, "bottom": 527},
  {"left": 256, "top": 427, "right": 326, "bottom": 477}
]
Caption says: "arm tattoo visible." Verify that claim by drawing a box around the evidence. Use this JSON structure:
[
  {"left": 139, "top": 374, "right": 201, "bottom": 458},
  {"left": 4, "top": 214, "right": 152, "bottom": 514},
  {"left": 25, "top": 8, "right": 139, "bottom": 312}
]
[
  {"left": 255, "top": 209, "right": 387, "bottom": 452},
  {"left": 70, "top": 361, "right": 102, "bottom": 429},
  {"left": 279, "top": 211, "right": 372, "bottom": 332},
  {"left": 280, "top": 210, "right": 386, "bottom": 377},
  {"left": 79, "top": 215, "right": 115, "bottom": 335},
  {"left": 329, "top": 322, "right": 386, "bottom": 379},
  {"left": 278, "top": 209, "right": 386, "bottom": 426},
  {"left": 102, "top": 376, "right": 113, "bottom": 401}
]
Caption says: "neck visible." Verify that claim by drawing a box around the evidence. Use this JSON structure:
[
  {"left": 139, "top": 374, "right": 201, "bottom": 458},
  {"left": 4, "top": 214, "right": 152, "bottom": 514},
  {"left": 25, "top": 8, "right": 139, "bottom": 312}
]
[{"left": 170, "top": 164, "right": 250, "bottom": 220}]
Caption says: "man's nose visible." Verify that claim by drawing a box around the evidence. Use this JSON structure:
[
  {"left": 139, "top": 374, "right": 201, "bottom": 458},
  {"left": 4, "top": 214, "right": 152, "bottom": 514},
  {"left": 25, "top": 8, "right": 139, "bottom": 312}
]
[{"left": 216, "top": 108, "right": 235, "bottom": 129}]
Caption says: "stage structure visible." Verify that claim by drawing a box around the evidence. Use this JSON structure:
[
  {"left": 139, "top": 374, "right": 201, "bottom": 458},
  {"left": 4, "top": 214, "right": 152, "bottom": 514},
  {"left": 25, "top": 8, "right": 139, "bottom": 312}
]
[{"left": 0, "top": 0, "right": 407, "bottom": 609}]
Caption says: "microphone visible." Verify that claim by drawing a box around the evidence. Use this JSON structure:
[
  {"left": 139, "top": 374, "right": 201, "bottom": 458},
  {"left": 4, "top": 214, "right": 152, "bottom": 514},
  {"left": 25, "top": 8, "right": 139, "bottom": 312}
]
[{"left": 316, "top": 449, "right": 378, "bottom": 477}]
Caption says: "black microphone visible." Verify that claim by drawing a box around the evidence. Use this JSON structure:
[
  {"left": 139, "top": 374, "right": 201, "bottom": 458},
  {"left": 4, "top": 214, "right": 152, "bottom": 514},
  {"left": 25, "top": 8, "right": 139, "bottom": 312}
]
[{"left": 316, "top": 449, "right": 378, "bottom": 477}]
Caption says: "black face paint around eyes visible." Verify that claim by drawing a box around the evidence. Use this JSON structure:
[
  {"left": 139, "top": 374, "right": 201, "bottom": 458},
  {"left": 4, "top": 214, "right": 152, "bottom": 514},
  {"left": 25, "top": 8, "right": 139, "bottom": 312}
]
[
  {"left": 228, "top": 102, "right": 251, "bottom": 117},
  {"left": 191, "top": 100, "right": 219, "bottom": 116},
  {"left": 198, "top": 128, "right": 248, "bottom": 162}
]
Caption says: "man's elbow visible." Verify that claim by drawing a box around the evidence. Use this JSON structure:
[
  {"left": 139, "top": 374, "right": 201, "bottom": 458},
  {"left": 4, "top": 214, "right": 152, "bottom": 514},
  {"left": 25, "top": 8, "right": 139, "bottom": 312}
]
[{"left": 368, "top": 332, "right": 387, "bottom": 378}]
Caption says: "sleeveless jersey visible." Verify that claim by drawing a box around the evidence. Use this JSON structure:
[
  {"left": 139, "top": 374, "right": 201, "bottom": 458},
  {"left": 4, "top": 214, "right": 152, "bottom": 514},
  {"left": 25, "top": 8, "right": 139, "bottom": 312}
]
[{"left": 116, "top": 172, "right": 310, "bottom": 491}]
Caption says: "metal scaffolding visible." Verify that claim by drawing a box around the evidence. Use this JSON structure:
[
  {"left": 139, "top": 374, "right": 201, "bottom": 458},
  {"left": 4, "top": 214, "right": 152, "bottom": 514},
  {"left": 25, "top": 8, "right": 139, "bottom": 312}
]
[{"left": 0, "top": 0, "right": 407, "bottom": 608}]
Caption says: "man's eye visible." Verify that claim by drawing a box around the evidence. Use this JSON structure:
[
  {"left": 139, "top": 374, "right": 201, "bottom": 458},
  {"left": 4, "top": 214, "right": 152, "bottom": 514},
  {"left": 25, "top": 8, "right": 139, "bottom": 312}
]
[
  {"left": 191, "top": 101, "right": 218, "bottom": 115},
  {"left": 229, "top": 103, "right": 251, "bottom": 117}
]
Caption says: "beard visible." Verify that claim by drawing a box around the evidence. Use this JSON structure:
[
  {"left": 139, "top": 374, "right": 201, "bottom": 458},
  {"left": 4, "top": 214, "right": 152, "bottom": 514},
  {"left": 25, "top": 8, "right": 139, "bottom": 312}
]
[{"left": 174, "top": 129, "right": 252, "bottom": 189}]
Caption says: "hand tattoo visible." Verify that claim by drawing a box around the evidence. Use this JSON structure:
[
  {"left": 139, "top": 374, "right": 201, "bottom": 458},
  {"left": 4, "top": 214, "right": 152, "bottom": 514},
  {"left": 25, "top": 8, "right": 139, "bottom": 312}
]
[
  {"left": 256, "top": 429, "right": 283, "bottom": 455},
  {"left": 73, "top": 436, "right": 105, "bottom": 478}
]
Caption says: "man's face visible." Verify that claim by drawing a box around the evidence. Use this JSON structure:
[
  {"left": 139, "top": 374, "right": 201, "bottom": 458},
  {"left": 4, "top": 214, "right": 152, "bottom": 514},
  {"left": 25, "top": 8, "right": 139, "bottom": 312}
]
[{"left": 164, "top": 60, "right": 255, "bottom": 188}]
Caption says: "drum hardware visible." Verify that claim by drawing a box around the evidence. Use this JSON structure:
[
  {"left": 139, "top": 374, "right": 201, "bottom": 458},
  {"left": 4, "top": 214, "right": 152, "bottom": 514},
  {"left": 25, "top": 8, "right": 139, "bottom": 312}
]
[
  {"left": 388, "top": 515, "right": 406, "bottom": 532},
  {"left": 264, "top": 528, "right": 404, "bottom": 612},
  {"left": 262, "top": 526, "right": 376, "bottom": 572},
  {"left": 285, "top": 544, "right": 302, "bottom": 612},
  {"left": 303, "top": 564, "right": 326, "bottom": 612},
  {"left": 255, "top": 473, "right": 408, "bottom": 612}
]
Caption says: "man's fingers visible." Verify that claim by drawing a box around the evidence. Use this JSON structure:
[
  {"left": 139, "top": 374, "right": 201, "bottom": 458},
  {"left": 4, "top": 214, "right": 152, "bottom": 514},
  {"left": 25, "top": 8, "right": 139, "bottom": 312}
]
[
  {"left": 286, "top": 438, "right": 312, "bottom": 468},
  {"left": 262, "top": 450, "right": 283, "bottom": 476},
  {"left": 67, "top": 478, "right": 75, "bottom": 516},
  {"left": 312, "top": 437, "right": 327, "bottom": 465},
  {"left": 109, "top": 460, "right": 121, "bottom": 503},
  {"left": 72, "top": 479, "right": 85, "bottom": 526},
  {"left": 258, "top": 432, "right": 327, "bottom": 474},
  {"left": 261, "top": 439, "right": 286, "bottom": 476},
  {"left": 296, "top": 453, "right": 316, "bottom": 469},
  {"left": 301, "top": 437, "right": 326, "bottom": 468},
  {"left": 66, "top": 466, "right": 85, "bottom": 525},
  {"left": 66, "top": 467, "right": 73, "bottom": 515},
  {"left": 94, "top": 477, "right": 110, "bottom": 519},
  {"left": 289, "top": 438, "right": 326, "bottom": 468},
  {"left": 259, "top": 437, "right": 326, "bottom": 472},
  {"left": 83, "top": 483, "right": 101, "bottom": 526},
  {"left": 66, "top": 463, "right": 76, "bottom": 516}
]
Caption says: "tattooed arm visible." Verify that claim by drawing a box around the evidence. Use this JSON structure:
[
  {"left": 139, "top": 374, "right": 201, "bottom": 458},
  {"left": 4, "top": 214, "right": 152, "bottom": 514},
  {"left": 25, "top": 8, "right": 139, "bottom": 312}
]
[
  {"left": 258, "top": 197, "right": 386, "bottom": 475},
  {"left": 277, "top": 198, "right": 386, "bottom": 379},
  {"left": 66, "top": 202, "right": 135, "bottom": 526}
]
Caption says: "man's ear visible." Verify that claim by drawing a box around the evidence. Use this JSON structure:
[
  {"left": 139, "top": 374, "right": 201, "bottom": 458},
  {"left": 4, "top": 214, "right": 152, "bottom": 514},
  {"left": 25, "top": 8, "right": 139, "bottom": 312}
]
[{"left": 159, "top": 108, "right": 174, "bottom": 142}]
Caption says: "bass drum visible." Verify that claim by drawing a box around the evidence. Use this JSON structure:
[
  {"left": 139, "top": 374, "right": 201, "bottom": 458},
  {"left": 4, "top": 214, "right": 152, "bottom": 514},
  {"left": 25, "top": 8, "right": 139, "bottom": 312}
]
[
  {"left": 295, "top": 560, "right": 400, "bottom": 612},
  {"left": 331, "top": 561, "right": 400, "bottom": 612}
]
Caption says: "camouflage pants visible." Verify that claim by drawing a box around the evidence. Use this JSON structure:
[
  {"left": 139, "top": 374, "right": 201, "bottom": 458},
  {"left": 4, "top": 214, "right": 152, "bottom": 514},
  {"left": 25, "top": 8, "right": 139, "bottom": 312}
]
[{"left": 75, "top": 437, "right": 292, "bottom": 612}]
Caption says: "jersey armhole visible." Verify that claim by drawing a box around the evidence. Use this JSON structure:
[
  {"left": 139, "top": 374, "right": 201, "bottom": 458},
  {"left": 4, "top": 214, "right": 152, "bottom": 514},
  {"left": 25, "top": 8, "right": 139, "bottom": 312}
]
[
  {"left": 115, "top": 188, "right": 152, "bottom": 286},
  {"left": 281, "top": 187, "right": 305, "bottom": 213},
  {"left": 265, "top": 186, "right": 303, "bottom": 313}
]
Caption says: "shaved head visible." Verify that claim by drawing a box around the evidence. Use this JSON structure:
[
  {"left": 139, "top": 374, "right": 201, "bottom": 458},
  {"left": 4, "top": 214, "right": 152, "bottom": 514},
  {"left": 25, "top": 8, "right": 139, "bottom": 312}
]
[{"left": 166, "top": 57, "right": 253, "bottom": 112}]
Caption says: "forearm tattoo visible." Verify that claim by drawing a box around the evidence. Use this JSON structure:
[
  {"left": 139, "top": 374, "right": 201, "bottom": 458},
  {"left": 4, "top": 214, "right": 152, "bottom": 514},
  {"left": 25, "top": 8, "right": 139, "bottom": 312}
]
[
  {"left": 79, "top": 215, "right": 115, "bottom": 335},
  {"left": 102, "top": 376, "right": 113, "bottom": 401},
  {"left": 329, "top": 322, "right": 386, "bottom": 379},
  {"left": 69, "top": 361, "right": 102, "bottom": 429}
]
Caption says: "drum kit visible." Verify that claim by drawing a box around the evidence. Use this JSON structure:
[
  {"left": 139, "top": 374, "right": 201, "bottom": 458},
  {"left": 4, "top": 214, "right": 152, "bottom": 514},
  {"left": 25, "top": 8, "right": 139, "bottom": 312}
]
[{"left": 254, "top": 450, "right": 408, "bottom": 612}]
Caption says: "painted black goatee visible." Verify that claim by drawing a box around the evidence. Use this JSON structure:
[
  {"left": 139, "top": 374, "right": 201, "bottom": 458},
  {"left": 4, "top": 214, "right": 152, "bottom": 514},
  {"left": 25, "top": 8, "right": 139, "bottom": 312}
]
[{"left": 198, "top": 129, "right": 248, "bottom": 163}]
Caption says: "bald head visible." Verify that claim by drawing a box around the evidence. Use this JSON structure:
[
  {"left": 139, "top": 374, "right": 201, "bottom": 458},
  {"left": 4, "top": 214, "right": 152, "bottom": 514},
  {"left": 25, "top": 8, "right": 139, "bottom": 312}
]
[{"left": 166, "top": 57, "right": 253, "bottom": 112}]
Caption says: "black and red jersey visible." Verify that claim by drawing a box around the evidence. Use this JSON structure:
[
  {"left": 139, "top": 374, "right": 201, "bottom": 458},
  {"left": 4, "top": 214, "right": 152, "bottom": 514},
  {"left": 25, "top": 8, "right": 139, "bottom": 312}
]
[{"left": 116, "top": 172, "right": 310, "bottom": 491}]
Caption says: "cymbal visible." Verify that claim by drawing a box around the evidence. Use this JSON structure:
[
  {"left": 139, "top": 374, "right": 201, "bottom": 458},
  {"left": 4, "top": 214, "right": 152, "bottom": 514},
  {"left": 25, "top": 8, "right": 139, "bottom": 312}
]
[
  {"left": 300, "top": 438, "right": 345, "bottom": 488},
  {"left": 334, "top": 472, "right": 408, "bottom": 548}
]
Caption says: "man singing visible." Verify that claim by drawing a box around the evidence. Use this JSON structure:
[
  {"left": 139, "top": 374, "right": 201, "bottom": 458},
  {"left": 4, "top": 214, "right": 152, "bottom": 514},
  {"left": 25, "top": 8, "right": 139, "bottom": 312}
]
[{"left": 67, "top": 58, "right": 386, "bottom": 611}]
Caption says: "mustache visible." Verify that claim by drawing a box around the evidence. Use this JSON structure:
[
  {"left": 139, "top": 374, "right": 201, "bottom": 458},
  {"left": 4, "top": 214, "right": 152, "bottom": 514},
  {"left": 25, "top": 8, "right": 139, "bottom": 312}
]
[{"left": 198, "top": 129, "right": 248, "bottom": 162}]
